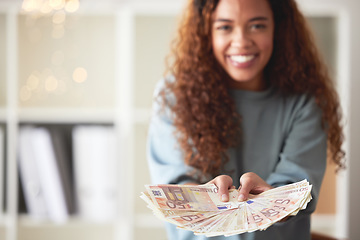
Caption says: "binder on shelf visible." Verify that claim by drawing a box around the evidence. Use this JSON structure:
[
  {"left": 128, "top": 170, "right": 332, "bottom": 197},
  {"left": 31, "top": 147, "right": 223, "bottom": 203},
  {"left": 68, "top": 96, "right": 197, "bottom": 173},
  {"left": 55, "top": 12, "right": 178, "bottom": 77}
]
[
  {"left": 48, "top": 125, "right": 77, "bottom": 215},
  {"left": 31, "top": 127, "right": 68, "bottom": 223},
  {"left": 18, "top": 127, "right": 48, "bottom": 220},
  {"left": 18, "top": 126, "right": 68, "bottom": 223},
  {"left": 73, "top": 125, "right": 118, "bottom": 222}
]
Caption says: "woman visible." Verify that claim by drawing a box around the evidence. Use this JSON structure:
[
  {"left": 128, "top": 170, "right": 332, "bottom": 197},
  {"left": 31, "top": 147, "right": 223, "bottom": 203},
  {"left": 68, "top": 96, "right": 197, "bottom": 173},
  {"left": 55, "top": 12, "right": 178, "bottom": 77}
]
[{"left": 147, "top": 0, "right": 345, "bottom": 239}]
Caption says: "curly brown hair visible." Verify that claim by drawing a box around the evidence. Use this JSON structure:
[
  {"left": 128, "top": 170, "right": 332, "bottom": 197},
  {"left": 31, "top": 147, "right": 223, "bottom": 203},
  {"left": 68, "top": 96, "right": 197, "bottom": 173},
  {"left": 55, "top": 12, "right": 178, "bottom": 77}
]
[{"left": 162, "top": 0, "right": 345, "bottom": 177}]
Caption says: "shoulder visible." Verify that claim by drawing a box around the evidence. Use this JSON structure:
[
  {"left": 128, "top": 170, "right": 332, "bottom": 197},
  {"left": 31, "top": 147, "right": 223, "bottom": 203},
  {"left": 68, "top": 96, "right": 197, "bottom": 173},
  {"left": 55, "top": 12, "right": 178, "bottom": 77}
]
[
  {"left": 151, "top": 76, "right": 177, "bottom": 123},
  {"left": 281, "top": 93, "right": 324, "bottom": 136},
  {"left": 153, "top": 75, "right": 176, "bottom": 105},
  {"left": 285, "top": 93, "right": 321, "bottom": 118}
]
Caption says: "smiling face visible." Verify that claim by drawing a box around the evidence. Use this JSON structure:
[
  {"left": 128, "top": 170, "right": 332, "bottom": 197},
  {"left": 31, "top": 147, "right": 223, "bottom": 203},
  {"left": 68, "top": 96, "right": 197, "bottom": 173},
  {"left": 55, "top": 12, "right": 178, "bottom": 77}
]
[{"left": 211, "top": 0, "right": 274, "bottom": 91}]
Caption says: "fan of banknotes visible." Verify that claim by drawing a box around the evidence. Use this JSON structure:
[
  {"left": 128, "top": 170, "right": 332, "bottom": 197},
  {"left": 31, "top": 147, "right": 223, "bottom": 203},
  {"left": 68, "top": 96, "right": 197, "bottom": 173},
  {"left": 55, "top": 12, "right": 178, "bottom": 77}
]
[{"left": 140, "top": 179, "right": 312, "bottom": 237}]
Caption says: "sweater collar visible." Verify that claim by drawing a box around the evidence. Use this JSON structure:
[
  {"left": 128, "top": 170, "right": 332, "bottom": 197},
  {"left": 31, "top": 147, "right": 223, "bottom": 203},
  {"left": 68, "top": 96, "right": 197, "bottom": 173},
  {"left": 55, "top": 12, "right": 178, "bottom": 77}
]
[{"left": 229, "top": 86, "right": 275, "bottom": 101}]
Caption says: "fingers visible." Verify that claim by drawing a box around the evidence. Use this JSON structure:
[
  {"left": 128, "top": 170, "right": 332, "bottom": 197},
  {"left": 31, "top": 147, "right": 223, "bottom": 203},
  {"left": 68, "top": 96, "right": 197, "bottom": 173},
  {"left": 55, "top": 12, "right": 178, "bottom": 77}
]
[
  {"left": 206, "top": 173, "right": 272, "bottom": 203},
  {"left": 238, "top": 174, "right": 253, "bottom": 201},
  {"left": 206, "top": 175, "right": 233, "bottom": 202},
  {"left": 217, "top": 178, "right": 232, "bottom": 202},
  {"left": 238, "top": 172, "right": 272, "bottom": 202}
]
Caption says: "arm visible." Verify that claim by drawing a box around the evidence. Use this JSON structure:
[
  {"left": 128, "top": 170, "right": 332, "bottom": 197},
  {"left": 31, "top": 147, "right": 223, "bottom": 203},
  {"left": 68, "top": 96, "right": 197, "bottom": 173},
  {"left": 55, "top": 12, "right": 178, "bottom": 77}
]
[
  {"left": 146, "top": 80, "right": 201, "bottom": 185},
  {"left": 265, "top": 95, "right": 327, "bottom": 214}
]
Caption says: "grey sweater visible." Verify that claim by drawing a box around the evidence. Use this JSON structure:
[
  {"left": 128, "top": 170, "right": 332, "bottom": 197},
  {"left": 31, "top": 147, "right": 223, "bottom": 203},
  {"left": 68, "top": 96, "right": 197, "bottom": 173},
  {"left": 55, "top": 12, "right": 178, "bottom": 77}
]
[{"left": 147, "top": 79, "right": 327, "bottom": 240}]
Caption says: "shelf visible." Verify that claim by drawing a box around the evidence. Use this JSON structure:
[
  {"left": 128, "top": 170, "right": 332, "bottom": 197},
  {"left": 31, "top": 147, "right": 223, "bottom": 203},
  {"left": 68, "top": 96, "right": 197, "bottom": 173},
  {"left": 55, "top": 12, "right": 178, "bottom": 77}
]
[
  {"left": 17, "top": 215, "right": 116, "bottom": 240},
  {"left": 0, "top": 1, "right": 355, "bottom": 240},
  {"left": 18, "top": 215, "right": 118, "bottom": 227},
  {"left": 1, "top": 108, "right": 152, "bottom": 125},
  {"left": 17, "top": 108, "right": 116, "bottom": 124}
]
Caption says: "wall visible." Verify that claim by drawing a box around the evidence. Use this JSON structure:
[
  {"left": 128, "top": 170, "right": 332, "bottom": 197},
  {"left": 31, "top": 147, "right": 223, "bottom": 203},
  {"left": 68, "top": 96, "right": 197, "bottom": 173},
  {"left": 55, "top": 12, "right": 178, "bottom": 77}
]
[{"left": 298, "top": 0, "right": 360, "bottom": 239}]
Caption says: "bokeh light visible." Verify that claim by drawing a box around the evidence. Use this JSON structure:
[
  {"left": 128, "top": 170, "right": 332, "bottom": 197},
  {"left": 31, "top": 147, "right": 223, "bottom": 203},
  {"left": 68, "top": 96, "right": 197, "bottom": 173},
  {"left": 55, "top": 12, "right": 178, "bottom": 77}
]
[
  {"left": 22, "top": 0, "right": 42, "bottom": 12},
  {"left": 49, "top": 0, "right": 65, "bottom": 11},
  {"left": 20, "top": 86, "right": 32, "bottom": 102},
  {"left": 52, "top": 10, "right": 66, "bottom": 24},
  {"left": 26, "top": 72, "right": 40, "bottom": 90},
  {"left": 73, "top": 67, "right": 88, "bottom": 83},
  {"left": 40, "top": 3, "right": 53, "bottom": 14},
  {"left": 45, "top": 75, "right": 59, "bottom": 92},
  {"left": 65, "top": 0, "right": 80, "bottom": 13},
  {"left": 22, "top": 0, "right": 81, "bottom": 14}
]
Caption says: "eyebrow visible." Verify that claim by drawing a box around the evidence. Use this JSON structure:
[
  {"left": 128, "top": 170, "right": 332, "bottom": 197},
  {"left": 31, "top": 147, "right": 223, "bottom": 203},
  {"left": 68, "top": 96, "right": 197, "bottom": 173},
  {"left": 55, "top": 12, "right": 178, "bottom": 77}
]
[
  {"left": 213, "top": 18, "right": 233, "bottom": 23},
  {"left": 249, "top": 17, "right": 269, "bottom": 22},
  {"left": 213, "top": 16, "right": 269, "bottom": 23}
]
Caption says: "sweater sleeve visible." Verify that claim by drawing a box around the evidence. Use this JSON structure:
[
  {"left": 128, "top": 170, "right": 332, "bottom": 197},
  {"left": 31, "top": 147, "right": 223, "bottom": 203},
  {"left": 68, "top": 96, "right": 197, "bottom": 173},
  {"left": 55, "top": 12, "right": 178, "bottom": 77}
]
[
  {"left": 266, "top": 95, "right": 327, "bottom": 215},
  {"left": 146, "top": 80, "right": 199, "bottom": 185}
]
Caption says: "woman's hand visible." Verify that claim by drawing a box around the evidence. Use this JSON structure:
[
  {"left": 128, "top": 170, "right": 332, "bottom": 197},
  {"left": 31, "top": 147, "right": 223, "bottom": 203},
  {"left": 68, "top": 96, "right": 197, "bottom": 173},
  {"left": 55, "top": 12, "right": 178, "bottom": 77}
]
[
  {"left": 237, "top": 172, "right": 273, "bottom": 201},
  {"left": 206, "top": 175, "right": 235, "bottom": 202},
  {"left": 205, "top": 173, "right": 272, "bottom": 202}
]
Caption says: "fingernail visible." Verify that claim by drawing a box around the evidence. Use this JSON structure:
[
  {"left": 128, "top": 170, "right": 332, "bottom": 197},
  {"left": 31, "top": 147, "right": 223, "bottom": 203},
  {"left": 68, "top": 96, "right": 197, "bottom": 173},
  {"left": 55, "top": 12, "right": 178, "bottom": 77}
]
[
  {"left": 238, "top": 194, "right": 245, "bottom": 201},
  {"left": 221, "top": 194, "right": 228, "bottom": 202}
]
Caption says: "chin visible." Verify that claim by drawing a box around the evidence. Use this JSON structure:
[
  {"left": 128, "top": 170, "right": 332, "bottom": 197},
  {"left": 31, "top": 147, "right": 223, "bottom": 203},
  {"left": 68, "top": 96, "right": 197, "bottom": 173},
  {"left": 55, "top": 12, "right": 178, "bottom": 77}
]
[
  {"left": 226, "top": 72, "right": 263, "bottom": 90},
  {"left": 229, "top": 75, "right": 255, "bottom": 83}
]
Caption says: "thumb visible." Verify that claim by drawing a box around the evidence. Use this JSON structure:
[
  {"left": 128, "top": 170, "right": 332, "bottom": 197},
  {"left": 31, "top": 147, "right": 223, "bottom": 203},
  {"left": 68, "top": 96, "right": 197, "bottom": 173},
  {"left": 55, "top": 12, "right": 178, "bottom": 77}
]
[
  {"left": 237, "top": 174, "right": 254, "bottom": 201},
  {"left": 217, "top": 180, "right": 231, "bottom": 202},
  {"left": 207, "top": 175, "right": 233, "bottom": 202},
  {"left": 238, "top": 184, "right": 252, "bottom": 202}
]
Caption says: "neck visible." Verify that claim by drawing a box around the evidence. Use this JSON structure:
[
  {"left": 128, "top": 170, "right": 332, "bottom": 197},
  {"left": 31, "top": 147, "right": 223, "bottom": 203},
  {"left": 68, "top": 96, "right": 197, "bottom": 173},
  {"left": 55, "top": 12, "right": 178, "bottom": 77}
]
[{"left": 227, "top": 75, "right": 267, "bottom": 91}]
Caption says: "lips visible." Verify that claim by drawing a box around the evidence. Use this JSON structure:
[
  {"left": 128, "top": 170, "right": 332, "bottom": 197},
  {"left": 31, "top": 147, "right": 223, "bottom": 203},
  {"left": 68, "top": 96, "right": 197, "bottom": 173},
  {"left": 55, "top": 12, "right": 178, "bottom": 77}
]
[
  {"left": 230, "top": 55, "right": 256, "bottom": 63},
  {"left": 228, "top": 54, "right": 257, "bottom": 68}
]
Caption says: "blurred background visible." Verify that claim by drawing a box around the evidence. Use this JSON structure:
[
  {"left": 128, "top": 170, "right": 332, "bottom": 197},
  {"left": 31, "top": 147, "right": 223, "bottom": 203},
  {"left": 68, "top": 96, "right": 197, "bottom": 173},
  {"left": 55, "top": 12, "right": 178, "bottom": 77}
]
[{"left": 0, "top": 0, "right": 359, "bottom": 240}]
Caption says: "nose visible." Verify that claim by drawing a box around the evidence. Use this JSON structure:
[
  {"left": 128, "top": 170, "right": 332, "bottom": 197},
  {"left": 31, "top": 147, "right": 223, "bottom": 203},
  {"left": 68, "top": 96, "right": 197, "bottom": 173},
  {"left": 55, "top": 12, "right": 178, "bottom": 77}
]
[{"left": 231, "top": 28, "right": 252, "bottom": 48}]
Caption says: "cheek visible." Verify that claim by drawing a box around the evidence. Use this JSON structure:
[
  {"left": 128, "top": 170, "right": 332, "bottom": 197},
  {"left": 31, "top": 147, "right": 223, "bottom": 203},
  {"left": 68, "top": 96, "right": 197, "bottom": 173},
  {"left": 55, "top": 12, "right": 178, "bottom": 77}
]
[
  {"left": 212, "top": 36, "right": 226, "bottom": 62},
  {"left": 260, "top": 35, "right": 274, "bottom": 56}
]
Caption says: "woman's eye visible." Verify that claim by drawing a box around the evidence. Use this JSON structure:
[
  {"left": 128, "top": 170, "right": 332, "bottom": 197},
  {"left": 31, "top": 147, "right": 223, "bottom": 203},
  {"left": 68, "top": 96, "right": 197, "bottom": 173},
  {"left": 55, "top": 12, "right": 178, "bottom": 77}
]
[
  {"left": 216, "top": 25, "right": 232, "bottom": 31},
  {"left": 250, "top": 24, "right": 266, "bottom": 30}
]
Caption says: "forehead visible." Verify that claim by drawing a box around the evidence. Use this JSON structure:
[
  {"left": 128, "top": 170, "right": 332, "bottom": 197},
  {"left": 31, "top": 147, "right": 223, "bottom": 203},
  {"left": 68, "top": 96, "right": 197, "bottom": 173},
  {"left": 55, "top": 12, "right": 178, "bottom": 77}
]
[{"left": 212, "top": 0, "right": 273, "bottom": 20}]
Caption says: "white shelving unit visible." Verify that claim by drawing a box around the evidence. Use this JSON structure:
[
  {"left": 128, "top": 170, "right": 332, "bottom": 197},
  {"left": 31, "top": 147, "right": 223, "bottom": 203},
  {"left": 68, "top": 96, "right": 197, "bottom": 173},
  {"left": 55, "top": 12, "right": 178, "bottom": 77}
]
[
  {"left": 1, "top": 0, "right": 359, "bottom": 240},
  {"left": 0, "top": 1, "right": 183, "bottom": 240}
]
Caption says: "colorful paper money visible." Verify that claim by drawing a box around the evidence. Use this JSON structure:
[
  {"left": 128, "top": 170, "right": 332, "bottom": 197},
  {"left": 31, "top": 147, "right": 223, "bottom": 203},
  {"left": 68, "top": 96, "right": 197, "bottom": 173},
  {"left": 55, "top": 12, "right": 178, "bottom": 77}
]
[{"left": 141, "top": 179, "right": 312, "bottom": 237}]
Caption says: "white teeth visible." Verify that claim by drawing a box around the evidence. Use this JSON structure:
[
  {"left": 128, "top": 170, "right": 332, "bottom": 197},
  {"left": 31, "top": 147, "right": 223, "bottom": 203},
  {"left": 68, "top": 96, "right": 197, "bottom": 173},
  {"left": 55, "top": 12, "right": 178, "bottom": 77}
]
[{"left": 230, "top": 55, "right": 255, "bottom": 63}]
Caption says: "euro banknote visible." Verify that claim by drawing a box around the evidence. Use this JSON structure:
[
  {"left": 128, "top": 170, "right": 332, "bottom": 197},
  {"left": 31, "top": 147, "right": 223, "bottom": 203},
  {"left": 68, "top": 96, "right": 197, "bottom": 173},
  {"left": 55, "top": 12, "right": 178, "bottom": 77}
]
[{"left": 141, "top": 179, "right": 312, "bottom": 237}]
